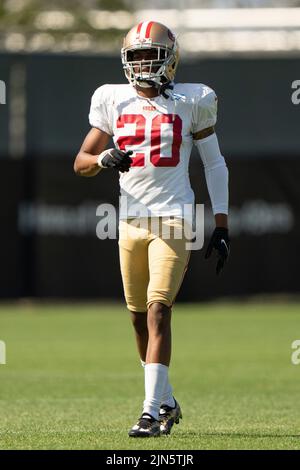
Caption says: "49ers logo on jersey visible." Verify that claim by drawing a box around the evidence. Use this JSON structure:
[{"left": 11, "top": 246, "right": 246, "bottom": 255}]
[{"left": 116, "top": 114, "right": 182, "bottom": 167}]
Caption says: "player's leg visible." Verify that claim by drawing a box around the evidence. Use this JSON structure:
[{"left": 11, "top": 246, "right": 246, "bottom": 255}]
[
  {"left": 142, "top": 217, "right": 190, "bottom": 434},
  {"left": 130, "top": 311, "right": 148, "bottom": 362},
  {"left": 130, "top": 306, "right": 169, "bottom": 438},
  {"left": 146, "top": 302, "right": 171, "bottom": 365},
  {"left": 144, "top": 301, "right": 172, "bottom": 421},
  {"left": 128, "top": 217, "right": 190, "bottom": 436},
  {"left": 131, "top": 305, "right": 173, "bottom": 404},
  {"left": 118, "top": 220, "right": 149, "bottom": 363},
  {"left": 146, "top": 216, "right": 191, "bottom": 368},
  {"left": 132, "top": 306, "right": 179, "bottom": 436},
  {"left": 140, "top": 302, "right": 174, "bottom": 429},
  {"left": 133, "top": 307, "right": 177, "bottom": 434},
  {"left": 119, "top": 219, "right": 161, "bottom": 437},
  {"left": 118, "top": 219, "right": 149, "bottom": 316}
]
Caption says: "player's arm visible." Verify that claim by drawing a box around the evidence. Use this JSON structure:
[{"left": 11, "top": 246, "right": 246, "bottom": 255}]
[
  {"left": 193, "top": 126, "right": 230, "bottom": 275},
  {"left": 74, "top": 127, "right": 111, "bottom": 177},
  {"left": 74, "top": 127, "right": 133, "bottom": 177},
  {"left": 192, "top": 125, "right": 228, "bottom": 228}
]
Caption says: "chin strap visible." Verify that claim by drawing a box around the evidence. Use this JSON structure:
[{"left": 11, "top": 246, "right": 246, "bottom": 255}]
[
  {"left": 160, "top": 82, "right": 174, "bottom": 99},
  {"left": 135, "top": 79, "right": 153, "bottom": 89},
  {"left": 135, "top": 79, "right": 174, "bottom": 98}
]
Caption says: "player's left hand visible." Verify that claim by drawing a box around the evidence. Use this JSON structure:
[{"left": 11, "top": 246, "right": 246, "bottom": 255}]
[{"left": 205, "top": 227, "right": 230, "bottom": 275}]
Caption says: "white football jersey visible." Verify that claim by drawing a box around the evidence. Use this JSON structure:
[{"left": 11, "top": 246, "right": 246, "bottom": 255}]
[{"left": 89, "top": 82, "right": 217, "bottom": 221}]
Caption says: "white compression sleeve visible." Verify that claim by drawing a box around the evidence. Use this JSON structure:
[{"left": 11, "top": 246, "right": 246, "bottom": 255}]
[{"left": 194, "top": 133, "right": 229, "bottom": 215}]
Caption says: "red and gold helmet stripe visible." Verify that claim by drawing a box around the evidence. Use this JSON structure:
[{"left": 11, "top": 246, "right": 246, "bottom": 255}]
[{"left": 135, "top": 21, "right": 154, "bottom": 40}]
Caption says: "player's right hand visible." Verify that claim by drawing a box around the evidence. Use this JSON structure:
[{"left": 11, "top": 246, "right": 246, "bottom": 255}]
[{"left": 98, "top": 148, "right": 133, "bottom": 173}]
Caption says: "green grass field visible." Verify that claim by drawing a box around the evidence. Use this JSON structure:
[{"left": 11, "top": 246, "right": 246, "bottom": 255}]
[{"left": 0, "top": 302, "right": 299, "bottom": 450}]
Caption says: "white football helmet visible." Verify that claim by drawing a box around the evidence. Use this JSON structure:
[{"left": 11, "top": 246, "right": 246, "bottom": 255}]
[{"left": 121, "top": 21, "right": 179, "bottom": 90}]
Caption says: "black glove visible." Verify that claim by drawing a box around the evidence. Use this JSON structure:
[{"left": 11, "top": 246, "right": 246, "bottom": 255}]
[
  {"left": 101, "top": 149, "right": 133, "bottom": 173},
  {"left": 205, "top": 227, "right": 230, "bottom": 275}
]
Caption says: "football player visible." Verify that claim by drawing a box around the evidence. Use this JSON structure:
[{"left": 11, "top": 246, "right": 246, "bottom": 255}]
[{"left": 74, "top": 21, "right": 230, "bottom": 437}]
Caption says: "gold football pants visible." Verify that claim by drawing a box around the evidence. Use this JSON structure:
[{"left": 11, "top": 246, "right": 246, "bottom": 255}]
[{"left": 118, "top": 217, "right": 191, "bottom": 312}]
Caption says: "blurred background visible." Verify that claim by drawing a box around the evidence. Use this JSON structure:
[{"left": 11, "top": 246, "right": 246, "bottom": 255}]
[{"left": 0, "top": 0, "right": 299, "bottom": 301}]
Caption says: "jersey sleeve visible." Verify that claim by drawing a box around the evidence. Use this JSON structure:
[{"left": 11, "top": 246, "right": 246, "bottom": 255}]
[
  {"left": 191, "top": 86, "right": 218, "bottom": 134},
  {"left": 88, "top": 85, "right": 113, "bottom": 135}
]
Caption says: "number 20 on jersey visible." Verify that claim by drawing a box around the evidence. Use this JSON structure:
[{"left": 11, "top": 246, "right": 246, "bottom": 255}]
[{"left": 116, "top": 114, "right": 182, "bottom": 167}]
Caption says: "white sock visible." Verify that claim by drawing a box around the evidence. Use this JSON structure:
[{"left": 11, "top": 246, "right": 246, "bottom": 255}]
[
  {"left": 143, "top": 363, "right": 168, "bottom": 421},
  {"left": 141, "top": 359, "right": 175, "bottom": 409},
  {"left": 161, "top": 382, "right": 175, "bottom": 408}
]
